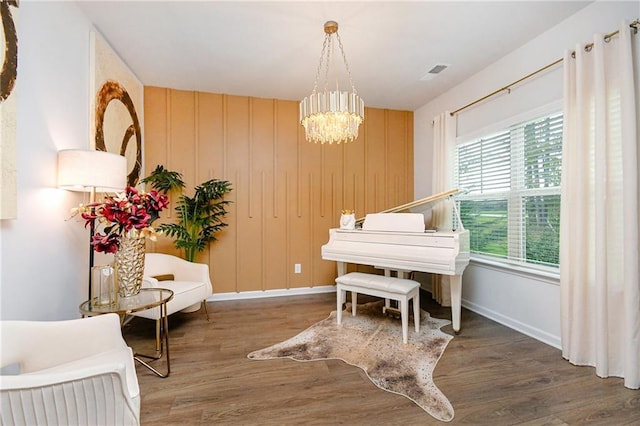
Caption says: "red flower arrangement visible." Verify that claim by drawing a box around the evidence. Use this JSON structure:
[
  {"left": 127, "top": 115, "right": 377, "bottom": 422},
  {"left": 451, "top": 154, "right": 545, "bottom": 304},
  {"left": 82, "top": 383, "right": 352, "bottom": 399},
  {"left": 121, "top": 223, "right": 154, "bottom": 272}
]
[{"left": 72, "top": 186, "right": 169, "bottom": 254}]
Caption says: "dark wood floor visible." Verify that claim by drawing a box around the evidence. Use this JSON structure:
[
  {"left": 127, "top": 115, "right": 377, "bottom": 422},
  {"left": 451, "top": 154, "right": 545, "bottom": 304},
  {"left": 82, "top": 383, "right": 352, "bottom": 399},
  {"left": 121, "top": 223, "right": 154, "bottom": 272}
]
[{"left": 123, "top": 292, "right": 639, "bottom": 425}]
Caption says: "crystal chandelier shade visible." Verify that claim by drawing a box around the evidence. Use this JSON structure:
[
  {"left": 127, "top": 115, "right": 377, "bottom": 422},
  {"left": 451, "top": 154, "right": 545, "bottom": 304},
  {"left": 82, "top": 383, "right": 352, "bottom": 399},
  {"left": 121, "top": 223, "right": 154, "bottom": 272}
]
[{"left": 299, "top": 21, "right": 364, "bottom": 145}]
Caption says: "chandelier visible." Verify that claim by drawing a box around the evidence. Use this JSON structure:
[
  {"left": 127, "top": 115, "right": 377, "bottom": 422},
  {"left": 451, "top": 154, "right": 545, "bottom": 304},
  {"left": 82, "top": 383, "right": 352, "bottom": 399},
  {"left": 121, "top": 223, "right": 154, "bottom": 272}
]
[{"left": 300, "top": 21, "right": 364, "bottom": 145}]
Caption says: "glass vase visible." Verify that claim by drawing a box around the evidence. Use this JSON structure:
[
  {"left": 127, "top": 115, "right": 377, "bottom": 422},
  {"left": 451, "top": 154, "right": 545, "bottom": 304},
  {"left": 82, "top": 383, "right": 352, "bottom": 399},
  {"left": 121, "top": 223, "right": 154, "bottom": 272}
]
[
  {"left": 91, "top": 265, "right": 118, "bottom": 306},
  {"left": 115, "top": 234, "right": 146, "bottom": 297}
]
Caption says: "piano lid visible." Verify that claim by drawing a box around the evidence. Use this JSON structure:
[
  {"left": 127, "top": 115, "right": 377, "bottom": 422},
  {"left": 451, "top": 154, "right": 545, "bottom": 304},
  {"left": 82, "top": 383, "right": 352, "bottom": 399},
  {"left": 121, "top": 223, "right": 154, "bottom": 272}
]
[{"left": 355, "top": 188, "right": 460, "bottom": 226}]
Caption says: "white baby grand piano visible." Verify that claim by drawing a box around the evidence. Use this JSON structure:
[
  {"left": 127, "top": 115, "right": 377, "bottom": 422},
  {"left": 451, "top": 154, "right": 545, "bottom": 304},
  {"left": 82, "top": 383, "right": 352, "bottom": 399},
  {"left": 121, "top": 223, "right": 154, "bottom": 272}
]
[{"left": 321, "top": 189, "right": 470, "bottom": 333}]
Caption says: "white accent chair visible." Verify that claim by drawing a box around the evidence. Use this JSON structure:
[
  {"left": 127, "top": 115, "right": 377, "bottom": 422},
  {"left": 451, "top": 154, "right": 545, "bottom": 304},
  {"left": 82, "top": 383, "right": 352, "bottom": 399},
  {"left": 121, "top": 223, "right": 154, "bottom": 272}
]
[
  {"left": 0, "top": 313, "right": 140, "bottom": 426},
  {"left": 133, "top": 253, "right": 212, "bottom": 349}
]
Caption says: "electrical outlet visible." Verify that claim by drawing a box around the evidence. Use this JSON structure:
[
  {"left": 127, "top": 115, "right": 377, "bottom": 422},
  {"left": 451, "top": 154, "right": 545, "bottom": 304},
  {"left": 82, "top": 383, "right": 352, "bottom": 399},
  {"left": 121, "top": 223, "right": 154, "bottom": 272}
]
[{"left": 294, "top": 263, "right": 302, "bottom": 274}]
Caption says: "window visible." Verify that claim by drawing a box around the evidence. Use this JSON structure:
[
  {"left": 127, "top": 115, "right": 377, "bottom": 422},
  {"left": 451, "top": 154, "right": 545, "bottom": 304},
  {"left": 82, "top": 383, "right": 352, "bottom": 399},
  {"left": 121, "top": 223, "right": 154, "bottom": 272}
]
[{"left": 454, "top": 111, "right": 562, "bottom": 268}]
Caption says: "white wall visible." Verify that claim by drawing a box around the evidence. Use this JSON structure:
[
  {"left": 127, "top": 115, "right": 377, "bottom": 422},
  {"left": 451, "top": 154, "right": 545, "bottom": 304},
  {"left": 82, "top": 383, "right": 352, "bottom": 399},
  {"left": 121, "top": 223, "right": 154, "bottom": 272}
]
[
  {"left": 0, "top": 2, "right": 97, "bottom": 320},
  {"left": 414, "top": 2, "right": 639, "bottom": 347}
]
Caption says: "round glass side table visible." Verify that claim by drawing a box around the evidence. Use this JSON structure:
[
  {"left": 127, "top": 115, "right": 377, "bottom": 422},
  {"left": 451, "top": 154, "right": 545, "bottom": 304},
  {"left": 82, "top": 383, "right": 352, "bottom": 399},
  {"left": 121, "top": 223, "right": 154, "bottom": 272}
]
[{"left": 79, "top": 288, "right": 174, "bottom": 378}]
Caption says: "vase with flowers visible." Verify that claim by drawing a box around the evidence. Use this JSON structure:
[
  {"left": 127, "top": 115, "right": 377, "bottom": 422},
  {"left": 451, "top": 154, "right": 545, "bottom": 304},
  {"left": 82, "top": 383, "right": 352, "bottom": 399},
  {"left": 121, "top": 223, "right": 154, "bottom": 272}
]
[{"left": 72, "top": 186, "right": 169, "bottom": 297}]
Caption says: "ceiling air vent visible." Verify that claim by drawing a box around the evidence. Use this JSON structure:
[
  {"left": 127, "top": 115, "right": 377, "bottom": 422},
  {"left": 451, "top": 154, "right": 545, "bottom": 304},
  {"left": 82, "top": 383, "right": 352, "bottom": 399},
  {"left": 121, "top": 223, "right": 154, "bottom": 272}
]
[{"left": 420, "top": 64, "right": 449, "bottom": 81}]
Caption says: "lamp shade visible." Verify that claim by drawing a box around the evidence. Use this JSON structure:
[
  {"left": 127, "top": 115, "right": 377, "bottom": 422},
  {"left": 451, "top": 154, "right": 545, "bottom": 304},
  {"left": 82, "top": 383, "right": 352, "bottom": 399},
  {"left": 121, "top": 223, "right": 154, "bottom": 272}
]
[{"left": 57, "top": 149, "right": 127, "bottom": 193}]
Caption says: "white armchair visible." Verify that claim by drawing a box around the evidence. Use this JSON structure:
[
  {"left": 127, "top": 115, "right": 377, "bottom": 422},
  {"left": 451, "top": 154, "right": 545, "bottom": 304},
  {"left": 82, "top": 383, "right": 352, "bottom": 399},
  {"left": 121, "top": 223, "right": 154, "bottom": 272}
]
[
  {"left": 134, "top": 253, "right": 212, "bottom": 323},
  {"left": 0, "top": 313, "right": 140, "bottom": 426}
]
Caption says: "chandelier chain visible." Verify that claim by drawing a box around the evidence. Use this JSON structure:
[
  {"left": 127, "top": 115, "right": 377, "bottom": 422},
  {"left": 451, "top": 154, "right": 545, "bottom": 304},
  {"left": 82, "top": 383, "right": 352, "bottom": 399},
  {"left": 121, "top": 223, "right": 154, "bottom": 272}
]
[
  {"left": 323, "top": 35, "right": 333, "bottom": 93},
  {"left": 335, "top": 32, "right": 358, "bottom": 95},
  {"left": 311, "top": 33, "right": 331, "bottom": 96}
]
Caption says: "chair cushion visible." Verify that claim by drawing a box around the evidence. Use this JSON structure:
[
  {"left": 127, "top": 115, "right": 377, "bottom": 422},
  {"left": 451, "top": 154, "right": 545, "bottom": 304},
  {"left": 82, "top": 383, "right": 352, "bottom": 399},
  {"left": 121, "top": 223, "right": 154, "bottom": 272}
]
[
  {"left": 28, "top": 347, "right": 139, "bottom": 399},
  {"left": 133, "top": 280, "right": 208, "bottom": 319},
  {"left": 335, "top": 272, "right": 419, "bottom": 295}
]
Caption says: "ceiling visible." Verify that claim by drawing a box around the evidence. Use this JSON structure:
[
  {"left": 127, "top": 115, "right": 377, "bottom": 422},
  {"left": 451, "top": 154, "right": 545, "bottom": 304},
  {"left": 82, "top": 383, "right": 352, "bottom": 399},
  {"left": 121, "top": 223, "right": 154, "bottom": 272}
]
[{"left": 77, "top": 1, "right": 592, "bottom": 111}]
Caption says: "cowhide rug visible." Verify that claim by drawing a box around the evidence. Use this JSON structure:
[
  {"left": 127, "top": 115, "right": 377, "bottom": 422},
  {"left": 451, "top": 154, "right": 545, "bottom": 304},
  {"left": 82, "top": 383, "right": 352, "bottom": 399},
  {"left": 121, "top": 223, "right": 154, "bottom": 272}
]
[{"left": 247, "top": 301, "right": 455, "bottom": 422}]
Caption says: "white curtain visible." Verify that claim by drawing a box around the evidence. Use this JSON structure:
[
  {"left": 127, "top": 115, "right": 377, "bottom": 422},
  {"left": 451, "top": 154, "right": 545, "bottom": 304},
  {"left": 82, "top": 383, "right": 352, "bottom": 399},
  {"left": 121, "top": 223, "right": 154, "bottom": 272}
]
[
  {"left": 560, "top": 21, "right": 639, "bottom": 389},
  {"left": 431, "top": 112, "right": 457, "bottom": 306}
]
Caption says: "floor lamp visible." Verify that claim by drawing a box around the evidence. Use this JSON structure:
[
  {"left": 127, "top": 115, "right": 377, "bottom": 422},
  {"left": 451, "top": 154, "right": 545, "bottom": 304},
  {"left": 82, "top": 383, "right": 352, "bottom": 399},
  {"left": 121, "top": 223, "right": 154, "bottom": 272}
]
[{"left": 57, "top": 149, "right": 127, "bottom": 300}]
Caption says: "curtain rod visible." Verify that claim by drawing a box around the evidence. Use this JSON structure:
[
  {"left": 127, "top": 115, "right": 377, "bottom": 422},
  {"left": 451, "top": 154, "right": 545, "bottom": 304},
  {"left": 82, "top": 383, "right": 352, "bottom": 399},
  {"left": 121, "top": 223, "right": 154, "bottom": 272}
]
[{"left": 450, "top": 19, "right": 639, "bottom": 117}]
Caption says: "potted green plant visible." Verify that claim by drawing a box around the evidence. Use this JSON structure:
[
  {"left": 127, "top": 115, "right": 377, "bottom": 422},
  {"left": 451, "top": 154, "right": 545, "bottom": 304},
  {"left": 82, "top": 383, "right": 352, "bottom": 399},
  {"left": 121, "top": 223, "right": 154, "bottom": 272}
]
[{"left": 142, "top": 165, "right": 232, "bottom": 262}]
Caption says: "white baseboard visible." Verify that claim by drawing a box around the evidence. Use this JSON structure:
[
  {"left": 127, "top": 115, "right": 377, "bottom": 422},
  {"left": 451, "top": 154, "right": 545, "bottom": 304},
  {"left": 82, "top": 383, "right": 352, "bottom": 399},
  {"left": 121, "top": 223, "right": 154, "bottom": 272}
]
[
  {"left": 462, "top": 299, "right": 561, "bottom": 349},
  {"left": 208, "top": 285, "right": 336, "bottom": 302}
]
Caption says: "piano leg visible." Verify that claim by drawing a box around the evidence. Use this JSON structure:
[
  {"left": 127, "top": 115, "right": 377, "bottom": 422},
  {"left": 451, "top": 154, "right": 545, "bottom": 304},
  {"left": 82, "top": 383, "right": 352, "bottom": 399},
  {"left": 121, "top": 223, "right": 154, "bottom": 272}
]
[
  {"left": 450, "top": 274, "right": 462, "bottom": 334},
  {"left": 336, "top": 262, "right": 348, "bottom": 316}
]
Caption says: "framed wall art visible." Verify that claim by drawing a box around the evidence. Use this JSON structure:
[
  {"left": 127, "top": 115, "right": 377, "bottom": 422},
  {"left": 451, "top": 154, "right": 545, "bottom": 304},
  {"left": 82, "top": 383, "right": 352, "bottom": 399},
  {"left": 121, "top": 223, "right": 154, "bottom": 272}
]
[
  {"left": 90, "top": 31, "right": 143, "bottom": 188},
  {"left": 0, "top": 0, "right": 19, "bottom": 219}
]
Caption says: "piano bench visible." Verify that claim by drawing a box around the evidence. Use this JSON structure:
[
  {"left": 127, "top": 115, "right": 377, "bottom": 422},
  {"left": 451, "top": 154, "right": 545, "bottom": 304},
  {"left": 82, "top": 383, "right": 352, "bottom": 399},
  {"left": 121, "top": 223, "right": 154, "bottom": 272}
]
[{"left": 335, "top": 272, "right": 420, "bottom": 344}]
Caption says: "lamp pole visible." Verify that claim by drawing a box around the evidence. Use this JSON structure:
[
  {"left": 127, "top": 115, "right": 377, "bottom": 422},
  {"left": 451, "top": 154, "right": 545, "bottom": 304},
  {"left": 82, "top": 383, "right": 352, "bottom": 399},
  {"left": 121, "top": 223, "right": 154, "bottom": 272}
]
[{"left": 88, "top": 186, "right": 96, "bottom": 302}]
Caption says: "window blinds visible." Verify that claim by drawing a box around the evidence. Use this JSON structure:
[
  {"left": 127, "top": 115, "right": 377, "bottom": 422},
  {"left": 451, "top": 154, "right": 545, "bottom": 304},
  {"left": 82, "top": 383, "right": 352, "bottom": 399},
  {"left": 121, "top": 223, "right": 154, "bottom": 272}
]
[{"left": 455, "top": 112, "right": 563, "bottom": 267}]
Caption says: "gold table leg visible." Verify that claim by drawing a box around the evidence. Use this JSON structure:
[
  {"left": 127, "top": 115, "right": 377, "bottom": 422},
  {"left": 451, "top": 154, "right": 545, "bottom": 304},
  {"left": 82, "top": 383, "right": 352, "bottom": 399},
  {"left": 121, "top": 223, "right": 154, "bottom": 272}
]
[{"left": 134, "top": 301, "right": 171, "bottom": 378}]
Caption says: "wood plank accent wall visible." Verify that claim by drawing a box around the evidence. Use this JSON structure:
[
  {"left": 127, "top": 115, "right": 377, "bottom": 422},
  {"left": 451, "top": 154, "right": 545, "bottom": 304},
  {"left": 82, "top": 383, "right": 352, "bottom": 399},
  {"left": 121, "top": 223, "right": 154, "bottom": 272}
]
[{"left": 144, "top": 87, "right": 414, "bottom": 294}]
